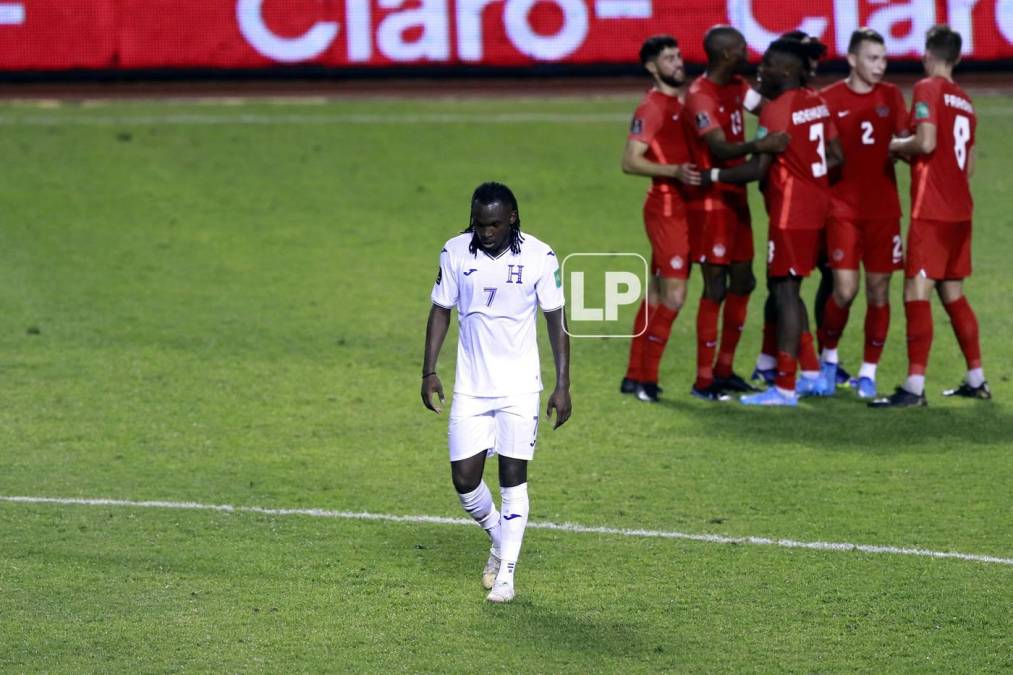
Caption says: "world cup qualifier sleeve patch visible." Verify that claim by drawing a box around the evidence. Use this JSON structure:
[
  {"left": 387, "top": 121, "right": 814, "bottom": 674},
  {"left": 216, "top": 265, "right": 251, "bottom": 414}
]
[
  {"left": 914, "top": 102, "right": 930, "bottom": 119},
  {"left": 696, "top": 111, "right": 711, "bottom": 129},
  {"left": 756, "top": 126, "right": 768, "bottom": 139},
  {"left": 554, "top": 268, "right": 561, "bottom": 288},
  {"left": 630, "top": 117, "right": 643, "bottom": 134}
]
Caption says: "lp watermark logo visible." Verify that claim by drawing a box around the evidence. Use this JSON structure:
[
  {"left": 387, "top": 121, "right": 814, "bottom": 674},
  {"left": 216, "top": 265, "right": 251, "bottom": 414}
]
[{"left": 561, "top": 253, "right": 648, "bottom": 338}]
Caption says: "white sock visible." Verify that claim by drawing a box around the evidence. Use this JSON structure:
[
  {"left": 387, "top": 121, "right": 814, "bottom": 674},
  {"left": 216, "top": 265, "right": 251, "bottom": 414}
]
[
  {"left": 821, "top": 348, "right": 839, "bottom": 365},
  {"left": 801, "top": 370, "right": 819, "bottom": 380},
  {"left": 966, "top": 368, "right": 985, "bottom": 388},
  {"left": 458, "top": 482, "right": 501, "bottom": 555},
  {"left": 495, "top": 483, "right": 529, "bottom": 586},
  {"left": 756, "top": 353, "right": 777, "bottom": 370},
  {"left": 904, "top": 375, "right": 925, "bottom": 396},
  {"left": 858, "top": 362, "right": 877, "bottom": 380}
]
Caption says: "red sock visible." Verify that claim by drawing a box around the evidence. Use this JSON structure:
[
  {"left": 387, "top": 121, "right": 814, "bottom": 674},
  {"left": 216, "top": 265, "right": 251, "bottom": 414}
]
[
  {"left": 695, "top": 298, "right": 721, "bottom": 389},
  {"left": 761, "top": 321, "right": 778, "bottom": 358},
  {"left": 863, "top": 303, "right": 890, "bottom": 365},
  {"left": 905, "top": 300, "right": 933, "bottom": 376},
  {"left": 818, "top": 297, "right": 850, "bottom": 351},
  {"left": 624, "top": 301, "right": 654, "bottom": 380},
  {"left": 798, "top": 331, "right": 820, "bottom": 372},
  {"left": 943, "top": 296, "right": 982, "bottom": 369},
  {"left": 714, "top": 292, "right": 749, "bottom": 378},
  {"left": 641, "top": 304, "right": 679, "bottom": 384},
  {"left": 775, "top": 351, "right": 797, "bottom": 391}
]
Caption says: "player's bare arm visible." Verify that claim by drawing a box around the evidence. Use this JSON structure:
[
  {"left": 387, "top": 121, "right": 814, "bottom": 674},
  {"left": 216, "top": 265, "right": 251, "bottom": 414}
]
[
  {"left": 827, "top": 137, "right": 845, "bottom": 170},
  {"left": 709, "top": 151, "right": 774, "bottom": 185},
  {"left": 703, "top": 126, "right": 790, "bottom": 160},
  {"left": 543, "top": 308, "right": 571, "bottom": 429},
  {"left": 622, "top": 138, "right": 702, "bottom": 185},
  {"left": 890, "top": 121, "right": 936, "bottom": 156},
  {"left": 421, "top": 304, "right": 451, "bottom": 413}
]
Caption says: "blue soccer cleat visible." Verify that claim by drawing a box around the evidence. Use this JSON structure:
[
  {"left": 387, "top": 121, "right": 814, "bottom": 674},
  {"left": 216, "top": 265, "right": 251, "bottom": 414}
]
[
  {"left": 751, "top": 367, "right": 776, "bottom": 387},
  {"left": 852, "top": 376, "right": 877, "bottom": 399},
  {"left": 740, "top": 387, "right": 798, "bottom": 407},
  {"left": 816, "top": 362, "right": 838, "bottom": 397},
  {"left": 796, "top": 375, "right": 823, "bottom": 397}
]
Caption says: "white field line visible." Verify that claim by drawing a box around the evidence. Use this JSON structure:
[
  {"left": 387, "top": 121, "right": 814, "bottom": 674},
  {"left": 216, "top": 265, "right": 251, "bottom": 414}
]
[
  {"left": 0, "top": 112, "right": 630, "bottom": 126},
  {"left": 1, "top": 494, "right": 1011, "bottom": 567}
]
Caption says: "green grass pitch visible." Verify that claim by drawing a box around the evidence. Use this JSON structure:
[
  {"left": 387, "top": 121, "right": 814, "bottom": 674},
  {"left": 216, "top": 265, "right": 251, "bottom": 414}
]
[{"left": 0, "top": 94, "right": 1010, "bottom": 672}]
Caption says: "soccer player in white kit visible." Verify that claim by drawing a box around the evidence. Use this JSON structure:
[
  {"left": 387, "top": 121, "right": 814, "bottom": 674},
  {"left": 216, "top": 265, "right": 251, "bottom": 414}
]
[{"left": 421, "top": 182, "right": 572, "bottom": 604}]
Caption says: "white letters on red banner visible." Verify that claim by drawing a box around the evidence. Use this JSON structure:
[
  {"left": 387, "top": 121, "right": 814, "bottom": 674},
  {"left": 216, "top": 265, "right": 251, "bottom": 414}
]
[{"left": 1, "top": 0, "right": 1011, "bottom": 71}]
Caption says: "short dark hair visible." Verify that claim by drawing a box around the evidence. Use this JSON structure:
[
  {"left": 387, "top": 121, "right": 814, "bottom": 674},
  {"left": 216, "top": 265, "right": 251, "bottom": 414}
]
[
  {"left": 848, "top": 27, "right": 885, "bottom": 54},
  {"left": 778, "top": 30, "right": 828, "bottom": 61},
  {"left": 465, "top": 182, "right": 523, "bottom": 256},
  {"left": 640, "top": 35, "right": 678, "bottom": 65},
  {"left": 926, "top": 24, "right": 962, "bottom": 64}
]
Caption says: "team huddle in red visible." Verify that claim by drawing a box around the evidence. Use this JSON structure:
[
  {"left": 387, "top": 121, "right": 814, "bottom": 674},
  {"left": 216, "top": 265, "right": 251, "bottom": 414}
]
[{"left": 620, "top": 24, "right": 988, "bottom": 408}]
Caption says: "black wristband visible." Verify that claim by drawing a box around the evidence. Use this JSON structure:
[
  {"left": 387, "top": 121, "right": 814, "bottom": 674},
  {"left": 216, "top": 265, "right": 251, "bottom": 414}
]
[{"left": 422, "top": 372, "right": 437, "bottom": 379}]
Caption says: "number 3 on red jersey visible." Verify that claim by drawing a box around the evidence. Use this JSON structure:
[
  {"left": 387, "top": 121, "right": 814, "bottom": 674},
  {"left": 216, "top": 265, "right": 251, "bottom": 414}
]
[{"left": 810, "top": 122, "right": 827, "bottom": 178}]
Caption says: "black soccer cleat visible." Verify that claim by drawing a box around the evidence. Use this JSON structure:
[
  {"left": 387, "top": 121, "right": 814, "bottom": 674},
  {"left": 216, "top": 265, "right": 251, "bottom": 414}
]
[
  {"left": 690, "top": 383, "right": 731, "bottom": 402},
  {"left": 636, "top": 382, "right": 661, "bottom": 403},
  {"left": 942, "top": 381, "right": 992, "bottom": 400},
  {"left": 868, "top": 386, "right": 928, "bottom": 408},
  {"left": 714, "top": 372, "right": 759, "bottom": 393},
  {"left": 835, "top": 362, "right": 852, "bottom": 387},
  {"left": 620, "top": 378, "right": 639, "bottom": 395}
]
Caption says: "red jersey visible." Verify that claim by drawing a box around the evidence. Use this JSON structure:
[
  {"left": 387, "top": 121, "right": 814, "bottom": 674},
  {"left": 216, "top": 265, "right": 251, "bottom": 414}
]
[
  {"left": 758, "top": 88, "right": 838, "bottom": 230},
  {"left": 820, "top": 80, "right": 907, "bottom": 220},
  {"left": 628, "top": 88, "right": 691, "bottom": 199},
  {"left": 908, "top": 77, "right": 976, "bottom": 221},
  {"left": 683, "top": 74, "right": 752, "bottom": 210}
]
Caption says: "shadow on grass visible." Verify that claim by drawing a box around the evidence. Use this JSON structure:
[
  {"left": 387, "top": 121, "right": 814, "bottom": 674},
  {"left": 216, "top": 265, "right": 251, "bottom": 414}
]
[{"left": 651, "top": 395, "right": 1013, "bottom": 453}]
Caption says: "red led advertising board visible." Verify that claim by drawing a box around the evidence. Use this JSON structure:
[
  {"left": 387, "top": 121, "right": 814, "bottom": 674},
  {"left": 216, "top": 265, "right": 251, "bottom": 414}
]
[{"left": 1, "top": 1, "right": 1012, "bottom": 71}]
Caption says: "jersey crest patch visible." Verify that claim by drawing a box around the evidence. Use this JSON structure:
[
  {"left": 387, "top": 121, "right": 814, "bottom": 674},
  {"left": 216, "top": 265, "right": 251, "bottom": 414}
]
[
  {"left": 914, "top": 102, "right": 930, "bottom": 119},
  {"left": 630, "top": 117, "right": 643, "bottom": 134},
  {"left": 696, "top": 112, "right": 711, "bottom": 129},
  {"left": 876, "top": 105, "right": 890, "bottom": 118}
]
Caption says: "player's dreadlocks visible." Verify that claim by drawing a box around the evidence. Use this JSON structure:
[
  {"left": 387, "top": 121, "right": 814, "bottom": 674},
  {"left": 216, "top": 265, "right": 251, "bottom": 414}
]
[{"left": 465, "top": 181, "right": 524, "bottom": 256}]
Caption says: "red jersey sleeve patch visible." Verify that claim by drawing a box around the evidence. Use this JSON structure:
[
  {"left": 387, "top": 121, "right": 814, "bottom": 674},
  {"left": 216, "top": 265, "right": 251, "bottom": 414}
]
[
  {"left": 629, "top": 98, "right": 662, "bottom": 143},
  {"left": 686, "top": 91, "right": 721, "bottom": 137},
  {"left": 911, "top": 80, "right": 939, "bottom": 127}
]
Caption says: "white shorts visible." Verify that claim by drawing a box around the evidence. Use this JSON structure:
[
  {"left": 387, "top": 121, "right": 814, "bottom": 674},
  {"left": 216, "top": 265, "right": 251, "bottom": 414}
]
[{"left": 448, "top": 392, "right": 541, "bottom": 462}]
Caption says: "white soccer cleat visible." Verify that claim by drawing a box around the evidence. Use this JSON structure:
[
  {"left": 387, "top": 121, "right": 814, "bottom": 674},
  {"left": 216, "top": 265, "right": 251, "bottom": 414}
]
[
  {"left": 482, "top": 550, "right": 501, "bottom": 590},
  {"left": 486, "top": 580, "right": 515, "bottom": 603}
]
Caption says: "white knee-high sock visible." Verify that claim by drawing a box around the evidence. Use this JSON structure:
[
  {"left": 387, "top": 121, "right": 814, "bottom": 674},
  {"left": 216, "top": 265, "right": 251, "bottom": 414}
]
[
  {"left": 458, "top": 482, "right": 502, "bottom": 555},
  {"left": 495, "top": 483, "right": 529, "bottom": 586}
]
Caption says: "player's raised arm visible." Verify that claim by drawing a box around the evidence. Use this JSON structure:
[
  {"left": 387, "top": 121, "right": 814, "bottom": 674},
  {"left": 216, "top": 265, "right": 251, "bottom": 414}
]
[
  {"left": 421, "top": 304, "right": 451, "bottom": 413},
  {"left": 890, "top": 121, "right": 936, "bottom": 156},
  {"left": 622, "top": 138, "right": 702, "bottom": 185},
  {"left": 542, "top": 308, "right": 571, "bottom": 429},
  {"left": 703, "top": 126, "right": 790, "bottom": 161}
]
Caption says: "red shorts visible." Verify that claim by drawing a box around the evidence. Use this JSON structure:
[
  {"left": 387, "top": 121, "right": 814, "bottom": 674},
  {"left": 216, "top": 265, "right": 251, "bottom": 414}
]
[
  {"left": 688, "top": 200, "right": 753, "bottom": 266},
  {"left": 905, "top": 219, "right": 972, "bottom": 280},
  {"left": 644, "top": 195, "right": 691, "bottom": 279},
  {"left": 827, "top": 217, "right": 903, "bottom": 274},
  {"left": 767, "top": 227, "right": 822, "bottom": 278}
]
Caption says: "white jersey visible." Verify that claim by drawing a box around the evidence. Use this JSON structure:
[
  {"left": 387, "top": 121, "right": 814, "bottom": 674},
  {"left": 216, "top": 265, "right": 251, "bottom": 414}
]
[{"left": 431, "top": 231, "right": 564, "bottom": 398}]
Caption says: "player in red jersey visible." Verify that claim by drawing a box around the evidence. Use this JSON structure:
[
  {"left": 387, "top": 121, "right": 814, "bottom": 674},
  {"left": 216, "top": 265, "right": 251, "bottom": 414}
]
[
  {"left": 683, "top": 26, "right": 789, "bottom": 401},
  {"left": 705, "top": 38, "right": 843, "bottom": 406},
  {"left": 751, "top": 33, "right": 833, "bottom": 393},
  {"left": 816, "top": 28, "right": 909, "bottom": 399},
  {"left": 871, "top": 25, "right": 989, "bottom": 407},
  {"left": 619, "top": 35, "right": 702, "bottom": 403}
]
